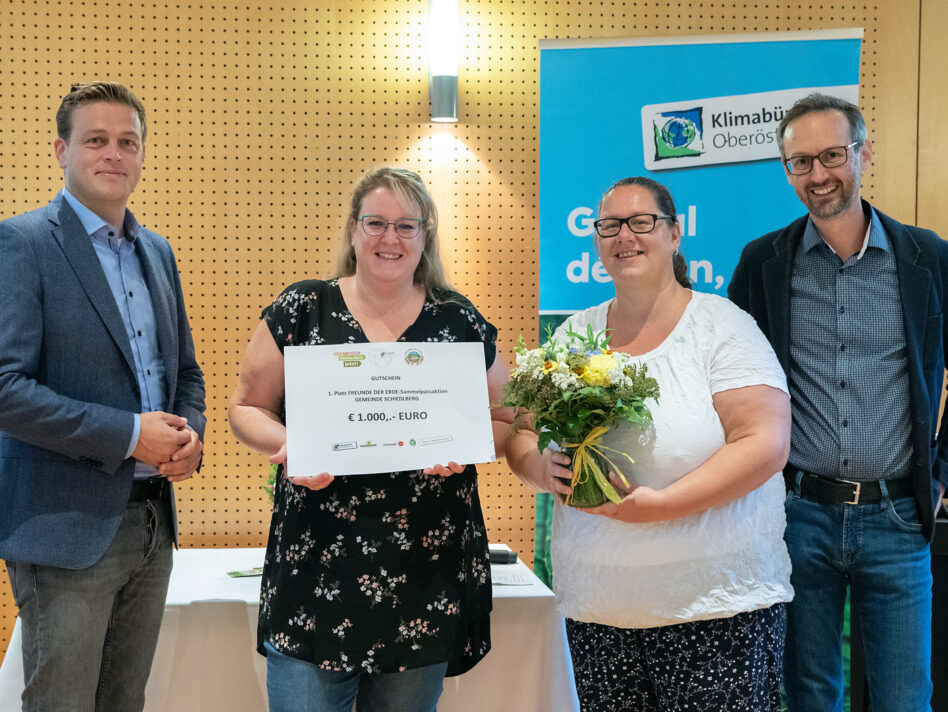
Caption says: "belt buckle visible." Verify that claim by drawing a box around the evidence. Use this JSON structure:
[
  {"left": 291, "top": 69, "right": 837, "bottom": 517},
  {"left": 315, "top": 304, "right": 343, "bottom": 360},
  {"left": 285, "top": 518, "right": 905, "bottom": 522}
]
[
  {"left": 840, "top": 479, "right": 861, "bottom": 505},
  {"left": 142, "top": 477, "right": 164, "bottom": 500}
]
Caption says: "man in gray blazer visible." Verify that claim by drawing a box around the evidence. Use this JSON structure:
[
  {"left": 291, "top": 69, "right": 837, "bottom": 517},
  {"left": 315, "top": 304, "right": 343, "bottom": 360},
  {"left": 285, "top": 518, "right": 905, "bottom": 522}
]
[{"left": 0, "top": 82, "right": 206, "bottom": 711}]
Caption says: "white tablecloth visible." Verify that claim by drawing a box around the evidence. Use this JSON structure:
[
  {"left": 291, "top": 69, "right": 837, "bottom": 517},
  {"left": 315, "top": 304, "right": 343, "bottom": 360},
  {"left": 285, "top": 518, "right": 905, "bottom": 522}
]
[{"left": 0, "top": 547, "right": 578, "bottom": 712}]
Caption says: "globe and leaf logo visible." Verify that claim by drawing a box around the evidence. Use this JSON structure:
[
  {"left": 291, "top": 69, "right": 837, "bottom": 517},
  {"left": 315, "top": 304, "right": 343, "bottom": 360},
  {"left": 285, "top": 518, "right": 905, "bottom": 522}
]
[
  {"left": 661, "top": 117, "right": 696, "bottom": 148},
  {"left": 653, "top": 107, "right": 703, "bottom": 160}
]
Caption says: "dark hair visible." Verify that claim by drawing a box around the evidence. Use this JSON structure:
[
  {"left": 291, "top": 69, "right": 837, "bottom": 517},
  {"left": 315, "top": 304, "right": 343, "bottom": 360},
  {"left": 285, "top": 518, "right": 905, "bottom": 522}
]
[
  {"left": 56, "top": 82, "right": 147, "bottom": 143},
  {"left": 776, "top": 93, "right": 866, "bottom": 157},
  {"left": 335, "top": 167, "right": 451, "bottom": 293},
  {"left": 599, "top": 176, "right": 691, "bottom": 289}
]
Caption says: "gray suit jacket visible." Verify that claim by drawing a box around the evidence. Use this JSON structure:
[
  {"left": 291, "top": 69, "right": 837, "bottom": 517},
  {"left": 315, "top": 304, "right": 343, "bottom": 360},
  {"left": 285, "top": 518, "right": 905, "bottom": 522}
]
[{"left": 0, "top": 193, "right": 206, "bottom": 568}]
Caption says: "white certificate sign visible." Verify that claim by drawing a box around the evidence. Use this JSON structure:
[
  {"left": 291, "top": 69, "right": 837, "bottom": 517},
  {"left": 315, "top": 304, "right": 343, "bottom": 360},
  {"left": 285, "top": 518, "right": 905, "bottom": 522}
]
[{"left": 284, "top": 342, "right": 496, "bottom": 476}]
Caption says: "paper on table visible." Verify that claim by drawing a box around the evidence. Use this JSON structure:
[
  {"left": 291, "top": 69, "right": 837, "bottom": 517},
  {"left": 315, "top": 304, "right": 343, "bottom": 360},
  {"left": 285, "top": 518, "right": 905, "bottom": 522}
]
[{"left": 491, "top": 566, "right": 534, "bottom": 586}]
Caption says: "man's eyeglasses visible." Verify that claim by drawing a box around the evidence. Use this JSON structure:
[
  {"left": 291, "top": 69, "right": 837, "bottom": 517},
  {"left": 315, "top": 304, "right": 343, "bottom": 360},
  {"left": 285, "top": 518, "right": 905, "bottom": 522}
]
[
  {"left": 784, "top": 141, "right": 860, "bottom": 175},
  {"left": 359, "top": 216, "right": 423, "bottom": 239},
  {"left": 593, "top": 213, "right": 674, "bottom": 238}
]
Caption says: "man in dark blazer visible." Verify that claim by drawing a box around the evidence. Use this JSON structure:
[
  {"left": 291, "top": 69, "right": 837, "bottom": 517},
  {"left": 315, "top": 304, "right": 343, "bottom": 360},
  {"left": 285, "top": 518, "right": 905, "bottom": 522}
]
[
  {"left": 0, "top": 82, "right": 206, "bottom": 711},
  {"left": 729, "top": 93, "right": 946, "bottom": 711}
]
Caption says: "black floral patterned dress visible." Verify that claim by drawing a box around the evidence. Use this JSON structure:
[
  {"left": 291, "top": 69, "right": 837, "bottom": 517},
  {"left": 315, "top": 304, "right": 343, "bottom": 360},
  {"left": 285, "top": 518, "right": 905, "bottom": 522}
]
[{"left": 257, "top": 279, "right": 494, "bottom": 676}]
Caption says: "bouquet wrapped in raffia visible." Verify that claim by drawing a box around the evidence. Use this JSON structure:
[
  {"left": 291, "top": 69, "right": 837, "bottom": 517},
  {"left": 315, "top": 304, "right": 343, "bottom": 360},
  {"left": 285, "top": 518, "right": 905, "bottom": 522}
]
[{"left": 503, "top": 324, "right": 660, "bottom": 507}]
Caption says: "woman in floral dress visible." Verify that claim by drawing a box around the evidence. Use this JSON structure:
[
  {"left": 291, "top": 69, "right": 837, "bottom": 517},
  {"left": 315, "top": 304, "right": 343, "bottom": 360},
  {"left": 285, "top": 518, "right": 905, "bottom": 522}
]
[{"left": 229, "top": 167, "right": 512, "bottom": 712}]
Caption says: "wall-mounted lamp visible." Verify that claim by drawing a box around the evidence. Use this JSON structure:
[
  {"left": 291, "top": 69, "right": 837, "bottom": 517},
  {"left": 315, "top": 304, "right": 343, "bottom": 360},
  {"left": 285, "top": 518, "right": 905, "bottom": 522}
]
[{"left": 429, "top": 0, "right": 458, "bottom": 122}]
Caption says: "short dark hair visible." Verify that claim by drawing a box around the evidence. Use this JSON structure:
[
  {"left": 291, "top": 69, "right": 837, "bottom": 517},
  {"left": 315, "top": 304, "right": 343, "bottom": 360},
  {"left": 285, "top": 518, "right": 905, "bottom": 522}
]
[
  {"left": 599, "top": 176, "right": 691, "bottom": 289},
  {"left": 776, "top": 93, "right": 866, "bottom": 157},
  {"left": 56, "top": 82, "right": 147, "bottom": 143}
]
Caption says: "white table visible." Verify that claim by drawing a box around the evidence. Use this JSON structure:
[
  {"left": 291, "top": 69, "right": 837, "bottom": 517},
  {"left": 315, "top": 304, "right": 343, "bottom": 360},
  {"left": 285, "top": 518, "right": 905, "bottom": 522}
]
[{"left": 0, "top": 548, "right": 578, "bottom": 712}]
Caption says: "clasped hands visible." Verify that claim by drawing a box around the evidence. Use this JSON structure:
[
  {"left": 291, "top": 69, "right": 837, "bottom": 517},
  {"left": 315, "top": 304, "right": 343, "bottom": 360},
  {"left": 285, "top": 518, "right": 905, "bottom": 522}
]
[
  {"left": 539, "top": 447, "right": 667, "bottom": 523},
  {"left": 267, "top": 441, "right": 465, "bottom": 491},
  {"left": 132, "top": 411, "right": 203, "bottom": 482}
]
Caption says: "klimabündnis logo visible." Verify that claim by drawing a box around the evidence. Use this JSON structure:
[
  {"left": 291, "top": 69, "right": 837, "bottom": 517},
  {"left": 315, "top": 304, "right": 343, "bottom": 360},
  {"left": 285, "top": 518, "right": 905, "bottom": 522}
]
[
  {"left": 652, "top": 107, "right": 704, "bottom": 160},
  {"left": 641, "top": 85, "right": 858, "bottom": 171}
]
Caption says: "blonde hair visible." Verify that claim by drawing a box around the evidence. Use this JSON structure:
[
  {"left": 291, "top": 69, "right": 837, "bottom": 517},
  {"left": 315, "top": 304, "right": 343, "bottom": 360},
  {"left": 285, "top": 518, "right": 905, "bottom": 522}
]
[{"left": 335, "top": 167, "right": 451, "bottom": 294}]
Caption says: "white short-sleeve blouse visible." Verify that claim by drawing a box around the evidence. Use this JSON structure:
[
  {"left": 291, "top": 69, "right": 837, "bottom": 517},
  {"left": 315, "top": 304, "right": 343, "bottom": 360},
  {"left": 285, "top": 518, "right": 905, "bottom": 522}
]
[{"left": 550, "top": 291, "right": 793, "bottom": 629}]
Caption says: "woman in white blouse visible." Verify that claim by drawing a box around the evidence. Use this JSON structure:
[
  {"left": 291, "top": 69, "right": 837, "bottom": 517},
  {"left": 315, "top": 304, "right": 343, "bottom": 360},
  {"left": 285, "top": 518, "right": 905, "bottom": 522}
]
[{"left": 507, "top": 176, "right": 793, "bottom": 711}]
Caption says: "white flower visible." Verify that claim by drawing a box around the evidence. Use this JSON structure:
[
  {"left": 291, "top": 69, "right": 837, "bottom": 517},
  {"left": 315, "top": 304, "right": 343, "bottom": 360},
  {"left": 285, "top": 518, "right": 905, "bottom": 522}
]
[{"left": 550, "top": 370, "right": 581, "bottom": 390}]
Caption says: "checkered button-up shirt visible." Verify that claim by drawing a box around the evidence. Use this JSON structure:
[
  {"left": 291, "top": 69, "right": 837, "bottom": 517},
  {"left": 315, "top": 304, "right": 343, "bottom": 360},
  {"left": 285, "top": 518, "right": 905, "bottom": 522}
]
[{"left": 787, "top": 208, "right": 913, "bottom": 482}]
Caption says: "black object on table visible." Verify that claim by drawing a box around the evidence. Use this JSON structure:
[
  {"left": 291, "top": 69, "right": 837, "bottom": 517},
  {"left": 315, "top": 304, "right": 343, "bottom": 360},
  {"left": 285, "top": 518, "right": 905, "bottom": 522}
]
[{"left": 488, "top": 545, "right": 518, "bottom": 565}]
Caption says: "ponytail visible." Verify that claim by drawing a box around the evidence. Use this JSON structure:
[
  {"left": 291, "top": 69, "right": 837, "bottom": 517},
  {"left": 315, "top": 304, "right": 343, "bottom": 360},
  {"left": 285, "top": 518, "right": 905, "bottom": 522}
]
[{"left": 672, "top": 252, "right": 691, "bottom": 289}]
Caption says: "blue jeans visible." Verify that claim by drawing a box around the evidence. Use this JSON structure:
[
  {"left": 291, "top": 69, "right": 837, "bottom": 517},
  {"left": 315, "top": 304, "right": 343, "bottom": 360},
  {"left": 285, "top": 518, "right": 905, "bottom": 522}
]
[
  {"left": 783, "top": 482, "right": 933, "bottom": 712},
  {"left": 5, "top": 498, "right": 173, "bottom": 712},
  {"left": 264, "top": 641, "right": 447, "bottom": 712}
]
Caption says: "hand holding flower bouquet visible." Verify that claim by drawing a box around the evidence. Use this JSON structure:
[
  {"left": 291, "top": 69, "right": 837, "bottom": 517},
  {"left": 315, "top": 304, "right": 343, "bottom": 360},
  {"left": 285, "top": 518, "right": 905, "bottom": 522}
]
[{"left": 503, "top": 323, "right": 660, "bottom": 508}]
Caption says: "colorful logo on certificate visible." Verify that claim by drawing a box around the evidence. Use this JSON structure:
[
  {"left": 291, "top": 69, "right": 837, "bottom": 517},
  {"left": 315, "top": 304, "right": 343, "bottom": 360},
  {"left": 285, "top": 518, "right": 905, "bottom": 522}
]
[
  {"left": 333, "top": 350, "right": 365, "bottom": 368},
  {"left": 368, "top": 348, "right": 395, "bottom": 367},
  {"left": 404, "top": 348, "right": 424, "bottom": 365}
]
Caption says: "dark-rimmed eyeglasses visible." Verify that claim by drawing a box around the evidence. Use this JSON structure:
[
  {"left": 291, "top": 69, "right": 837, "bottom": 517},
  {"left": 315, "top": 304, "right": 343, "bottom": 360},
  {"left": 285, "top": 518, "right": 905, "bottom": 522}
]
[
  {"left": 784, "top": 141, "right": 860, "bottom": 175},
  {"left": 593, "top": 213, "right": 674, "bottom": 238},
  {"left": 359, "top": 215, "right": 423, "bottom": 239}
]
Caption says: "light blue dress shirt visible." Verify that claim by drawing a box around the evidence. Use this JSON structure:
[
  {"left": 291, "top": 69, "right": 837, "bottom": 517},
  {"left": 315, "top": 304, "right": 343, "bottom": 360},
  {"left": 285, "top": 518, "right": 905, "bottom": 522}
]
[{"left": 61, "top": 189, "right": 167, "bottom": 479}]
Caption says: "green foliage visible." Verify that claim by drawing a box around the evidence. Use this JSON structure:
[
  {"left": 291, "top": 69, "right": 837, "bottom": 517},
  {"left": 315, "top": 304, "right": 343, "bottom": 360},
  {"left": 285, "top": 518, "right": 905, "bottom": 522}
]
[{"left": 263, "top": 463, "right": 277, "bottom": 502}]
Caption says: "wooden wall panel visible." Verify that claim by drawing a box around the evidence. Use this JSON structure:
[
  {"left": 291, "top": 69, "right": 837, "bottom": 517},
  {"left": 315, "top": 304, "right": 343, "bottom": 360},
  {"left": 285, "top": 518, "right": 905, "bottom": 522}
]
[
  {"left": 0, "top": 0, "right": 923, "bottom": 669},
  {"left": 918, "top": 0, "right": 948, "bottom": 237}
]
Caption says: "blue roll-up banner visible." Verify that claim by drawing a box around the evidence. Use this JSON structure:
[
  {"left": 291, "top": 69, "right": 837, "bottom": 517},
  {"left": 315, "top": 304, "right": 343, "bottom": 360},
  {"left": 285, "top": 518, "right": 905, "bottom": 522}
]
[{"left": 534, "top": 29, "right": 863, "bottom": 585}]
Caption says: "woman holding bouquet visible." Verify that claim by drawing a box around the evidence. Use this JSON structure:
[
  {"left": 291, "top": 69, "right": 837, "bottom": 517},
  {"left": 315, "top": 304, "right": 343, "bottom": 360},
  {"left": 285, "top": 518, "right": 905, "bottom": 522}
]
[
  {"left": 508, "top": 176, "right": 793, "bottom": 711},
  {"left": 229, "top": 167, "right": 512, "bottom": 712}
]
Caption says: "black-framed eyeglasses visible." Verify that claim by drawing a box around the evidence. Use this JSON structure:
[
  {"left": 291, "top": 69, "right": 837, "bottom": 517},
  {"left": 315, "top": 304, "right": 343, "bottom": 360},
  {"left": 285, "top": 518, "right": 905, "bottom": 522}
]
[
  {"left": 359, "top": 215, "right": 423, "bottom": 239},
  {"left": 784, "top": 141, "right": 860, "bottom": 175},
  {"left": 593, "top": 213, "right": 674, "bottom": 238}
]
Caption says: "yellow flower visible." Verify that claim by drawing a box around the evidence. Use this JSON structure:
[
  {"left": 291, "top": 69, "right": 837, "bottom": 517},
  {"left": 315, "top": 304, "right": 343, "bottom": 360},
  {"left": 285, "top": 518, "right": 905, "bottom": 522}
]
[
  {"left": 581, "top": 353, "right": 617, "bottom": 386},
  {"left": 542, "top": 361, "right": 556, "bottom": 373}
]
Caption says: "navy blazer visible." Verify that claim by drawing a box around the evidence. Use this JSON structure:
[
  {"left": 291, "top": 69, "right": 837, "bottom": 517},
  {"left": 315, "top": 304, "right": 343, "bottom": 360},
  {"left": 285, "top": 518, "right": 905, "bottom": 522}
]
[
  {"left": 729, "top": 201, "right": 948, "bottom": 541},
  {"left": 0, "top": 194, "right": 206, "bottom": 568}
]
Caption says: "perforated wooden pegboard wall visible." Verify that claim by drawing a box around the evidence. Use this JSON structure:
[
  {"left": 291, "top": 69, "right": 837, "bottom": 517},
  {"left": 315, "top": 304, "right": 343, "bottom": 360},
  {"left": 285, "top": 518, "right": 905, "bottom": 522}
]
[{"left": 0, "top": 0, "right": 928, "bottom": 665}]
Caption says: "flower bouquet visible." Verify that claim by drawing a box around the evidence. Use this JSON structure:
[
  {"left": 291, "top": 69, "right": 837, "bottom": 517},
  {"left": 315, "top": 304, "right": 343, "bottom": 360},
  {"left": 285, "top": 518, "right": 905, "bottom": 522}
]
[{"left": 503, "top": 323, "right": 660, "bottom": 507}]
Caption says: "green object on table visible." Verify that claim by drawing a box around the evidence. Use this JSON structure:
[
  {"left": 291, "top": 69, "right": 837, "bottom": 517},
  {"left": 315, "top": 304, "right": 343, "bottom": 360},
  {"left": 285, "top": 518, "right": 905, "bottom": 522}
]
[
  {"left": 227, "top": 567, "right": 264, "bottom": 578},
  {"left": 534, "top": 493, "right": 554, "bottom": 588}
]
